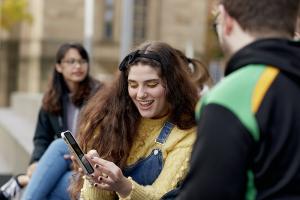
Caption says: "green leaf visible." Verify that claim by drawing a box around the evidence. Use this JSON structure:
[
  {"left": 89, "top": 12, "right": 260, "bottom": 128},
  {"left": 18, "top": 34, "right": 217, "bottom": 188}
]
[{"left": 0, "top": 0, "right": 33, "bottom": 31}]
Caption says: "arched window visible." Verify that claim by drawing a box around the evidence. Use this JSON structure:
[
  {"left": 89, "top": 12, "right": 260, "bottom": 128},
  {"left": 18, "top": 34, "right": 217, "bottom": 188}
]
[
  {"left": 133, "top": 0, "right": 147, "bottom": 44},
  {"left": 104, "top": 0, "right": 114, "bottom": 40}
]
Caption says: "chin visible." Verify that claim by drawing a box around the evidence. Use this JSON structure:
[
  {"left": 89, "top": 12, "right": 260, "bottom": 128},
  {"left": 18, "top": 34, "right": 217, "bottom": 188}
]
[
  {"left": 72, "top": 77, "right": 86, "bottom": 82},
  {"left": 139, "top": 111, "right": 155, "bottom": 118},
  {"left": 140, "top": 113, "right": 154, "bottom": 118}
]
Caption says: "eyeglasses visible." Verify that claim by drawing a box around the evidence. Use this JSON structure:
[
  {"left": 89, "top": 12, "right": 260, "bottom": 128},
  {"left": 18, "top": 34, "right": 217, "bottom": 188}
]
[{"left": 62, "top": 59, "right": 88, "bottom": 66}]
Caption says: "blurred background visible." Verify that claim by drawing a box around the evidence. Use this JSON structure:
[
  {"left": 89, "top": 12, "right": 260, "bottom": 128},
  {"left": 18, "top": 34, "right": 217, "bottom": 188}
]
[{"left": 0, "top": 0, "right": 222, "bottom": 183}]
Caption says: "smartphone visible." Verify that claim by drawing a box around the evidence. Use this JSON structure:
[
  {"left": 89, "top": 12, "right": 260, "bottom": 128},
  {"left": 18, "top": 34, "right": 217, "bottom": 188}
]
[{"left": 61, "top": 130, "right": 94, "bottom": 174}]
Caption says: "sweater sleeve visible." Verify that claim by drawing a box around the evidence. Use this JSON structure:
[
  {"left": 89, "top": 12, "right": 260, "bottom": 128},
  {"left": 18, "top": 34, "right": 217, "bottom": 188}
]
[{"left": 80, "top": 129, "right": 196, "bottom": 200}]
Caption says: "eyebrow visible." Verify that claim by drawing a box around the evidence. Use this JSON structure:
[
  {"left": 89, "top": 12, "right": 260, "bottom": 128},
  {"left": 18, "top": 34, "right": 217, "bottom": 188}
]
[{"left": 128, "top": 79, "right": 160, "bottom": 83}]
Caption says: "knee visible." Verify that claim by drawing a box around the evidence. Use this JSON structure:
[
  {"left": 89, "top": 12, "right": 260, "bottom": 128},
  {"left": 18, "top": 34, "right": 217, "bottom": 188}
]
[{"left": 48, "top": 138, "right": 67, "bottom": 153}]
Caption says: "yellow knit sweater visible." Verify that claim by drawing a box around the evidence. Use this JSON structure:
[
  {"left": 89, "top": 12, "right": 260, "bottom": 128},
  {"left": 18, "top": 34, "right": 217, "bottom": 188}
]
[{"left": 80, "top": 116, "right": 196, "bottom": 200}]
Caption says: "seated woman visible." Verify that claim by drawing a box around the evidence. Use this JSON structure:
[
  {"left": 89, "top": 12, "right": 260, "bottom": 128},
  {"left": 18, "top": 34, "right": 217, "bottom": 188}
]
[
  {"left": 17, "top": 43, "right": 101, "bottom": 200},
  {"left": 69, "top": 41, "right": 210, "bottom": 199}
]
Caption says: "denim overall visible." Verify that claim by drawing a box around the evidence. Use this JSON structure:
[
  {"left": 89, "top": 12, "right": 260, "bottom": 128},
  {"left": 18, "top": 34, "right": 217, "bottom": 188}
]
[{"left": 123, "top": 122, "right": 174, "bottom": 186}]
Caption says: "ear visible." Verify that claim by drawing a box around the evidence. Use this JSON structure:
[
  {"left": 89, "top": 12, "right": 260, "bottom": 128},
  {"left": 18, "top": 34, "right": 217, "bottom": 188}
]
[
  {"left": 295, "top": 32, "right": 300, "bottom": 40},
  {"left": 55, "top": 63, "right": 63, "bottom": 73},
  {"left": 219, "top": 5, "right": 234, "bottom": 36}
]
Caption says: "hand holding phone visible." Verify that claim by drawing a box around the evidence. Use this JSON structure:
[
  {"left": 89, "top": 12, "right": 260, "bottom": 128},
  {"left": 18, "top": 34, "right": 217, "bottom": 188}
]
[{"left": 61, "top": 130, "right": 94, "bottom": 174}]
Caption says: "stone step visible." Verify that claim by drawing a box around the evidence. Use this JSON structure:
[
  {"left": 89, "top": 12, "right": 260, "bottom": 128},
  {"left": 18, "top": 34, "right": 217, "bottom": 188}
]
[
  {"left": 0, "top": 174, "right": 12, "bottom": 186},
  {"left": 0, "top": 92, "right": 41, "bottom": 175}
]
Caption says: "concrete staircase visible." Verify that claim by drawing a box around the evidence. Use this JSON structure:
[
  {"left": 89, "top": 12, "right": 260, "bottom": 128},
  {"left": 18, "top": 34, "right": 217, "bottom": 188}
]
[{"left": 0, "top": 92, "right": 42, "bottom": 178}]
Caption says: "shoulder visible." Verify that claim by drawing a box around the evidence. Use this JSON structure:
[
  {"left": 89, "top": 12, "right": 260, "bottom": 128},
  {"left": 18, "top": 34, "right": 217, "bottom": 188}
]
[
  {"left": 37, "top": 106, "right": 62, "bottom": 126},
  {"left": 196, "top": 64, "right": 278, "bottom": 141},
  {"left": 38, "top": 107, "right": 55, "bottom": 118},
  {"left": 92, "top": 79, "right": 103, "bottom": 91},
  {"left": 207, "top": 64, "right": 268, "bottom": 105},
  {"left": 165, "top": 126, "right": 197, "bottom": 149}
]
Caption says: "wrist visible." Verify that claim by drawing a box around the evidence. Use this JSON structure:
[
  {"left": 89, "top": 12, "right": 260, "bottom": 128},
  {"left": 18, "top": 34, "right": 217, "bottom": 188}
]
[{"left": 117, "top": 177, "right": 133, "bottom": 199}]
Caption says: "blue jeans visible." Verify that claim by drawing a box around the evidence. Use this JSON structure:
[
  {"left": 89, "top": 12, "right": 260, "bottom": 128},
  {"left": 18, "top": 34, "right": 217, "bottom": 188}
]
[{"left": 22, "top": 138, "right": 72, "bottom": 200}]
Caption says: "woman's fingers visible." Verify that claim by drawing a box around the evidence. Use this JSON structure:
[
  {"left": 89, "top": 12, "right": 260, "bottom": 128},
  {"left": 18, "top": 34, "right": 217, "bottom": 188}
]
[
  {"left": 95, "top": 172, "right": 132, "bottom": 197},
  {"left": 88, "top": 160, "right": 108, "bottom": 182},
  {"left": 85, "top": 156, "right": 132, "bottom": 196},
  {"left": 84, "top": 150, "right": 127, "bottom": 193},
  {"left": 27, "top": 162, "right": 37, "bottom": 177},
  {"left": 88, "top": 157, "right": 120, "bottom": 181},
  {"left": 97, "top": 174, "right": 113, "bottom": 185},
  {"left": 86, "top": 149, "right": 100, "bottom": 158},
  {"left": 99, "top": 164, "right": 122, "bottom": 182},
  {"left": 63, "top": 154, "right": 71, "bottom": 160},
  {"left": 90, "top": 156, "right": 110, "bottom": 166},
  {"left": 70, "top": 155, "right": 77, "bottom": 163},
  {"left": 91, "top": 159, "right": 119, "bottom": 180},
  {"left": 93, "top": 175, "right": 115, "bottom": 191},
  {"left": 93, "top": 182, "right": 112, "bottom": 191}
]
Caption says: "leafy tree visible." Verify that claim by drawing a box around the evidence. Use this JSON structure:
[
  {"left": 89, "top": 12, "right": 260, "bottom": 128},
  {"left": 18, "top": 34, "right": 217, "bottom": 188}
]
[{"left": 0, "top": 0, "right": 32, "bottom": 31}]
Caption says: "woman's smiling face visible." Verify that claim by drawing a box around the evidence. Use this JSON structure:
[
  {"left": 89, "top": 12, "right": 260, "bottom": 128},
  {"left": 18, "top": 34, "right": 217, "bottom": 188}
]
[{"left": 128, "top": 63, "right": 169, "bottom": 119}]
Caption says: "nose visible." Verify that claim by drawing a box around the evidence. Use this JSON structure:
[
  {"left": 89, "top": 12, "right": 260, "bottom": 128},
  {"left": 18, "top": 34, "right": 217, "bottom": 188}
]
[
  {"left": 137, "top": 86, "right": 147, "bottom": 99},
  {"left": 73, "top": 61, "right": 81, "bottom": 68}
]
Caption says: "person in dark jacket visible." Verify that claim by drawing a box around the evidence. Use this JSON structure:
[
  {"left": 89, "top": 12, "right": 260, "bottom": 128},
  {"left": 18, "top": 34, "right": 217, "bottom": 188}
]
[
  {"left": 174, "top": 0, "right": 300, "bottom": 199},
  {"left": 0, "top": 43, "right": 100, "bottom": 200}
]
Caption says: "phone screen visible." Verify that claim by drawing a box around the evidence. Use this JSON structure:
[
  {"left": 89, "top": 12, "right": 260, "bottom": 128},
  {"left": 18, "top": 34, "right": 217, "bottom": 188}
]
[{"left": 61, "top": 131, "right": 94, "bottom": 174}]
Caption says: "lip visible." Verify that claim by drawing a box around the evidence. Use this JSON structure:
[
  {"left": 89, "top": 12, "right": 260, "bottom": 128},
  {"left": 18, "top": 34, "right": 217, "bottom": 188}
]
[
  {"left": 72, "top": 72, "right": 84, "bottom": 76},
  {"left": 138, "top": 100, "right": 154, "bottom": 110}
]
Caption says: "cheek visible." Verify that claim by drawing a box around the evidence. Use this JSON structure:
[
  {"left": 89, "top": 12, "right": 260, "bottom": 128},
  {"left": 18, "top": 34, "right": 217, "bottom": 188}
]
[
  {"left": 60, "top": 69, "right": 69, "bottom": 77},
  {"left": 128, "top": 88, "right": 136, "bottom": 100},
  {"left": 60, "top": 67, "right": 71, "bottom": 75},
  {"left": 83, "top": 66, "right": 89, "bottom": 73},
  {"left": 152, "top": 87, "right": 166, "bottom": 100},
  {"left": 83, "top": 69, "right": 89, "bottom": 78}
]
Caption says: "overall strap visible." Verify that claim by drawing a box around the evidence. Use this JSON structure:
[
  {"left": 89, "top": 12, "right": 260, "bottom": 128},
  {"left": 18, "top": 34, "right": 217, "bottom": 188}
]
[{"left": 155, "top": 121, "right": 175, "bottom": 144}]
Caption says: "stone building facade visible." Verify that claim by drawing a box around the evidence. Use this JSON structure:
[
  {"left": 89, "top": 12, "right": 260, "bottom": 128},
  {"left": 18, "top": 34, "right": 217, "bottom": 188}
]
[{"left": 0, "top": 0, "right": 210, "bottom": 106}]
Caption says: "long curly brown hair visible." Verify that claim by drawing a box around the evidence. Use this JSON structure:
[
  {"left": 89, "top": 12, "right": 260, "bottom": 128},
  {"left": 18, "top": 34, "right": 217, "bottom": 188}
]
[
  {"left": 42, "top": 43, "right": 98, "bottom": 115},
  {"left": 69, "top": 41, "right": 208, "bottom": 199}
]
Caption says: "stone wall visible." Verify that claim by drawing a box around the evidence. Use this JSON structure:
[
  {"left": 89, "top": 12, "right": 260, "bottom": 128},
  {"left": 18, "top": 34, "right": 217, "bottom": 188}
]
[{"left": 0, "top": 92, "right": 42, "bottom": 174}]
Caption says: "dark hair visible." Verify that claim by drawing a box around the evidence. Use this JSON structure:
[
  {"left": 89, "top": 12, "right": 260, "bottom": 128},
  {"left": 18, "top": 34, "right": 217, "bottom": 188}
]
[
  {"left": 69, "top": 41, "right": 204, "bottom": 198},
  {"left": 42, "top": 43, "right": 98, "bottom": 114},
  {"left": 175, "top": 48, "right": 212, "bottom": 90},
  {"left": 220, "top": 0, "right": 300, "bottom": 37}
]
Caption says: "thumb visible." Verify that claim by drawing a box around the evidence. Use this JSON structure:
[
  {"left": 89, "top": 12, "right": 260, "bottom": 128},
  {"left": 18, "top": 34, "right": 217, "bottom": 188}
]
[{"left": 64, "top": 154, "right": 71, "bottom": 160}]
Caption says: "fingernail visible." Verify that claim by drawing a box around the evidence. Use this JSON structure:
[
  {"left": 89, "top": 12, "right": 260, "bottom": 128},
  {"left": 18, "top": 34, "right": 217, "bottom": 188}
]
[
  {"left": 95, "top": 164, "right": 99, "bottom": 169},
  {"left": 94, "top": 183, "right": 98, "bottom": 187}
]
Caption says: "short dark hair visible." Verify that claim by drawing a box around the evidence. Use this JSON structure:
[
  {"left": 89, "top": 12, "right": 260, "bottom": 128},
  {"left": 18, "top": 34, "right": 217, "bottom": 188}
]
[{"left": 220, "top": 0, "right": 300, "bottom": 37}]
